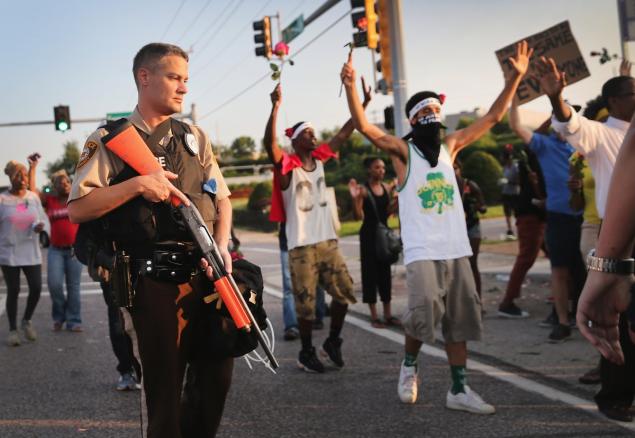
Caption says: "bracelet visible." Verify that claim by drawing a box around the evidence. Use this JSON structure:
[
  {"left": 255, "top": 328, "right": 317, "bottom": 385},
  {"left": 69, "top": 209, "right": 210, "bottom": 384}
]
[{"left": 586, "top": 249, "right": 635, "bottom": 275}]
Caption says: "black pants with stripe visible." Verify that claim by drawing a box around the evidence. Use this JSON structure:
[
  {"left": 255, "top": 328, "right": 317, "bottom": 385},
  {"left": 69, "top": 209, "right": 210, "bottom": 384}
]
[{"left": 131, "top": 273, "right": 233, "bottom": 438}]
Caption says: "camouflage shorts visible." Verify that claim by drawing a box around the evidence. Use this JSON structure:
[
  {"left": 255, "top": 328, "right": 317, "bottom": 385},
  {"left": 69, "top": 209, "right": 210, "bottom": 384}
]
[{"left": 288, "top": 239, "right": 356, "bottom": 320}]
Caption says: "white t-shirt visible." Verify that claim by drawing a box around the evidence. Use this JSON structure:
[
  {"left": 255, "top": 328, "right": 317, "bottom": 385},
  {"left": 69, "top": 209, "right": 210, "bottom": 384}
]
[
  {"left": 282, "top": 160, "right": 337, "bottom": 250},
  {"left": 397, "top": 143, "right": 472, "bottom": 265},
  {"left": 551, "top": 106, "right": 629, "bottom": 218},
  {"left": 0, "top": 190, "right": 49, "bottom": 266}
]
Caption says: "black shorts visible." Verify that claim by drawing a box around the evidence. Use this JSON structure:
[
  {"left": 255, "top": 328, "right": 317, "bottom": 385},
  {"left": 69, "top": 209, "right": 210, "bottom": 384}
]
[{"left": 545, "top": 212, "right": 583, "bottom": 268}]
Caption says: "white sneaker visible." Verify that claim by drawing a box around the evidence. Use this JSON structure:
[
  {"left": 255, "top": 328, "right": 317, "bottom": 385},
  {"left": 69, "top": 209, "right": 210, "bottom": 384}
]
[
  {"left": 21, "top": 320, "right": 37, "bottom": 341},
  {"left": 446, "top": 385, "right": 495, "bottom": 414},
  {"left": 398, "top": 361, "right": 418, "bottom": 403},
  {"left": 7, "top": 330, "right": 21, "bottom": 346}
]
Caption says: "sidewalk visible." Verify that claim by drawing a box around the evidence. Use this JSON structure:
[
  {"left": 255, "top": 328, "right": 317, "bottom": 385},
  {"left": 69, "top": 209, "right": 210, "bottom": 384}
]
[{"left": 237, "top": 228, "right": 599, "bottom": 401}]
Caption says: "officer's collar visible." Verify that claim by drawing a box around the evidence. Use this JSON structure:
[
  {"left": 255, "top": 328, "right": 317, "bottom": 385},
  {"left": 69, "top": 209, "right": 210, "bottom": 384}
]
[{"left": 129, "top": 106, "right": 173, "bottom": 139}]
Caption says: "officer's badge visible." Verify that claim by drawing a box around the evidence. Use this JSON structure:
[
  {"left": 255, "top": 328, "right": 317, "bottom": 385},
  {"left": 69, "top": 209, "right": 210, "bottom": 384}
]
[
  {"left": 76, "top": 140, "right": 98, "bottom": 170},
  {"left": 184, "top": 133, "right": 199, "bottom": 156}
]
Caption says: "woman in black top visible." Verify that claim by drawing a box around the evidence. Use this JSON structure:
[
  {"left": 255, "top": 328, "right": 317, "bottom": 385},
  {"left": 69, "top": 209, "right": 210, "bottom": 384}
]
[{"left": 349, "top": 157, "right": 399, "bottom": 328}]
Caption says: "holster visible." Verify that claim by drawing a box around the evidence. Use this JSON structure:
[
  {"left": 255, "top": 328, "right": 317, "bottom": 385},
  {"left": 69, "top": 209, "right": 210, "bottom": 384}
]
[{"left": 112, "top": 251, "right": 134, "bottom": 309}]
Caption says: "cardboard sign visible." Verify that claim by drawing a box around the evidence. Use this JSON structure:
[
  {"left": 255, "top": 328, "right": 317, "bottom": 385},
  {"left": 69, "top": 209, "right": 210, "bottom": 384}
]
[{"left": 495, "top": 21, "right": 590, "bottom": 104}]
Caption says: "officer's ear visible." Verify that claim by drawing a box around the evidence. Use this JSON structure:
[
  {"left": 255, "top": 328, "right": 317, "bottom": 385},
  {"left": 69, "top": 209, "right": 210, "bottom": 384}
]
[{"left": 137, "top": 67, "right": 151, "bottom": 88}]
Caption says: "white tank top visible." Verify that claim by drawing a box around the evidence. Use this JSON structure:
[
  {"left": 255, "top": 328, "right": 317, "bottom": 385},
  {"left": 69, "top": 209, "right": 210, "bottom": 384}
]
[
  {"left": 282, "top": 160, "right": 337, "bottom": 250},
  {"left": 398, "top": 143, "right": 472, "bottom": 264}
]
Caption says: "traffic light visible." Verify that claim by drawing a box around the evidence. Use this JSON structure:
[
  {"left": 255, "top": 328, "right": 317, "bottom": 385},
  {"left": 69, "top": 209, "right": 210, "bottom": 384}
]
[
  {"left": 350, "top": 0, "right": 377, "bottom": 49},
  {"left": 375, "top": 0, "right": 392, "bottom": 94},
  {"left": 253, "top": 17, "right": 272, "bottom": 59},
  {"left": 53, "top": 105, "right": 71, "bottom": 132},
  {"left": 384, "top": 106, "right": 394, "bottom": 131}
]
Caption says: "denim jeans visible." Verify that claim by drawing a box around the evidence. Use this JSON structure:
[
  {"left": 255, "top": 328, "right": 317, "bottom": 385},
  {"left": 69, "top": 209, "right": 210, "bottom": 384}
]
[
  {"left": 280, "top": 249, "right": 327, "bottom": 329},
  {"left": 280, "top": 249, "right": 298, "bottom": 331},
  {"left": 47, "top": 247, "right": 83, "bottom": 326}
]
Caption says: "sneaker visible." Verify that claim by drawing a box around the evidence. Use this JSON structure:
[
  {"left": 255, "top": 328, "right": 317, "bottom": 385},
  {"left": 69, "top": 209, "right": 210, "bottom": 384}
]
[
  {"left": 283, "top": 327, "right": 299, "bottom": 341},
  {"left": 297, "top": 347, "right": 325, "bottom": 373},
  {"left": 398, "top": 361, "right": 418, "bottom": 404},
  {"left": 497, "top": 303, "right": 529, "bottom": 319},
  {"left": 446, "top": 385, "right": 496, "bottom": 415},
  {"left": 66, "top": 324, "right": 83, "bottom": 332},
  {"left": 116, "top": 373, "right": 141, "bottom": 391},
  {"left": 52, "top": 321, "right": 64, "bottom": 332},
  {"left": 320, "top": 337, "right": 344, "bottom": 368},
  {"left": 538, "top": 311, "right": 558, "bottom": 328},
  {"left": 312, "top": 320, "right": 324, "bottom": 330},
  {"left": 21, "top": 320, "right": 37, "bottom": 341},
  {"left": 6, "top": 330, "right": 20, "bottom": 346},
  {"left": 548, "top": 324, "right": 571, "bottom": 343}
]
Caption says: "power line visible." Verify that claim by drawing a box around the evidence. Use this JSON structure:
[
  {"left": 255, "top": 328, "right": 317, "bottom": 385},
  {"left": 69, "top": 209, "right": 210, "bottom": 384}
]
[
  {"left": 160, "top": 0, "right": 187, "bottom": 41},
  {"left": 192, "top": 0, "right": 274, "bottom": 78},
  {"left": 198, "top": 8, "right": 351, "bottom": 121},
  {"left": 189, "top": 0, "right": 232, "bottom": 48},
  {"left": 194, "top": 0, "right": 245, "bottom": 56},
  {"left": 175, "top": 0, "right": 214, "bottom": 43}
]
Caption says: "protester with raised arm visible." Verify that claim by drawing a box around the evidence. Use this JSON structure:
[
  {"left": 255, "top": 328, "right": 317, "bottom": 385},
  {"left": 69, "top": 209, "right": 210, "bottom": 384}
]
[{"left": 341, "top": 41, "right": 531, "bottom": 413}]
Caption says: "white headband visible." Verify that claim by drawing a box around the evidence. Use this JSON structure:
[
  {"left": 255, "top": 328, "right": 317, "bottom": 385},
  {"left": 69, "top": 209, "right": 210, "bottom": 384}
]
[
  {"left": 408, "top": 98, "right": 441, "bottom": 121},
  {"left": 291, "top": 122, "right": 313, "bottom": 140}
]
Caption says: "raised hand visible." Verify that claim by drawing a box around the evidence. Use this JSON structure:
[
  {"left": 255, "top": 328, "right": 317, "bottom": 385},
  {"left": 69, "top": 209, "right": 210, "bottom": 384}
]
[
  {"left": 361, "top": 75, "right": 372, "bottom": 107},
  {"left": 270, "top": 83, "right": 282, "bottom": 108},
  {"left": 507, "top": 40, "right": 533, "bottom": 78},
  {"left": 535, "top": 56, "right": 566, "bottom": 98},
  {"left": 620, "top": 58, "right": 632, "bottom": 77},
  {"left": 340, "top": 51, "right": 356, "bottom": 88},
  {"left": 348, "top": 178, "right": 362, "bottom": 199},
  {"left": 27, "top": 153, "right": 40, "bottom": 167}
]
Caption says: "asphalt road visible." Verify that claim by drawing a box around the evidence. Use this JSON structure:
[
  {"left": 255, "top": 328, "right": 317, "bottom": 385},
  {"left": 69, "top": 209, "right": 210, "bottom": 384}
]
[{"left": 1, "top": 229, "right": 633, "bottom": 437}]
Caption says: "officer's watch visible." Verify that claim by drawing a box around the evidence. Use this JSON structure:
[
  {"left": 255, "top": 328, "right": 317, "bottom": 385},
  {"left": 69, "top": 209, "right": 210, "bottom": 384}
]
[{"left": 586, "top": 249, "right": 635, "bottom": 275}]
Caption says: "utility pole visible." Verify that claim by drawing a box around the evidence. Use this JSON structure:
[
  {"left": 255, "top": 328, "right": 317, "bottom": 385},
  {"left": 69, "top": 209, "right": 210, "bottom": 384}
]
[{"left": 388, "top": 0, "right": 408, "bottom": 137}]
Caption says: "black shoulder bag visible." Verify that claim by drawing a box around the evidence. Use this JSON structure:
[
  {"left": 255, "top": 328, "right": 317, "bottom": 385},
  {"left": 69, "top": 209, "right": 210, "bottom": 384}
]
[{"left": 365, "top": 183, "right": 402, "bottom": 264}]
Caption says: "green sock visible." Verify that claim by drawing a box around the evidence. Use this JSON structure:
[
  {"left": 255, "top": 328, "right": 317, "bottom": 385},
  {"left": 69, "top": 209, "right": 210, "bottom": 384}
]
[
  {"left": 450, "top": 365, "right": 467, "bottom": 395},
  {"left": 404, "top": 352, "right": 418, "bottom": 368}
]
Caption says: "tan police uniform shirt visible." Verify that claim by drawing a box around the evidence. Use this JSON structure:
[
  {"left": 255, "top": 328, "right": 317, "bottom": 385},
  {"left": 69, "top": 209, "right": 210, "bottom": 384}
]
[{"left": 69, "top": 107, "right": 230, "bottom": 203}]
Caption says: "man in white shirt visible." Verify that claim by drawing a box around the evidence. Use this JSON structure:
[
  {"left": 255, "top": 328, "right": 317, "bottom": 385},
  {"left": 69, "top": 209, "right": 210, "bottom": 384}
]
[
  {"left": 341, "top": 42, "right": 531, "bottom": 414},
  {"left": 537, "top": 56, "right": 635, "bottom": 422}
]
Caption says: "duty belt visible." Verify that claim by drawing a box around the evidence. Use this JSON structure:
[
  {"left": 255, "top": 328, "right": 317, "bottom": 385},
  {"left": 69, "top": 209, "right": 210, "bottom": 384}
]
[{"left": 135, "top": 245, "right": 199, "bottom": 284}]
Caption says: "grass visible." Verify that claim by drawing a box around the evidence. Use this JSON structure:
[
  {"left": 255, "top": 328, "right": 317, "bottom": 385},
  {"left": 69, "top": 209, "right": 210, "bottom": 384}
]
[{"left": 481, "top": 204, "right": 504, "bottom": 219}]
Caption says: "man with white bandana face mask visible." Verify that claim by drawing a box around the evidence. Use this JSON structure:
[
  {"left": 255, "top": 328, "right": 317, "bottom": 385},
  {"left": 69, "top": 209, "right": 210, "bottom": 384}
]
[{"left": 341, "top": 41, "right": 532, "bottom": 413}]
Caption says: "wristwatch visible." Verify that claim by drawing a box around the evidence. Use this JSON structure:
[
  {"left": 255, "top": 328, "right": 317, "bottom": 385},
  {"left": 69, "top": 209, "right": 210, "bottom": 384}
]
[{"left": 586, "top": 249, "right": 635, "bottom": 275}]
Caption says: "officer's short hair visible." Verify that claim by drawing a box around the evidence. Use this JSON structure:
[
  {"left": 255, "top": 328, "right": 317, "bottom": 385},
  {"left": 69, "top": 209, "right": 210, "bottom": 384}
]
[{"left": 133, "top": 43, "right": 189, "bottom": 87}]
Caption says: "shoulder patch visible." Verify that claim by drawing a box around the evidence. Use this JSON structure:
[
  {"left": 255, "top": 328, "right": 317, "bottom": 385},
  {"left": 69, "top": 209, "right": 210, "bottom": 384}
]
[{"left": 76, "top": 140, "right": 99, "bottom": 170}]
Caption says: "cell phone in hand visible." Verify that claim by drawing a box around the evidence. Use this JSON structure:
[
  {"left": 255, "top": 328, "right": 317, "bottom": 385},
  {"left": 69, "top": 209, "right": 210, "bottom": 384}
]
[{"left": 28, "top": 153, "right": 41, "bottom": 161}]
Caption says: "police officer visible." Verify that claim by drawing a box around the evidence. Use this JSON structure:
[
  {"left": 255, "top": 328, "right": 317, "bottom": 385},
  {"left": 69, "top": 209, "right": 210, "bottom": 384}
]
[{"left": 68, "top": 43, "right": 233, "bottom": 438}]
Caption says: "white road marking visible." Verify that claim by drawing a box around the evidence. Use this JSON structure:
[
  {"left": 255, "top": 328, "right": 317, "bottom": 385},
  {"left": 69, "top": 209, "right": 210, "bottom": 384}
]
[{"left": 263, "top": 284, "right": 635, "bottom": 433}]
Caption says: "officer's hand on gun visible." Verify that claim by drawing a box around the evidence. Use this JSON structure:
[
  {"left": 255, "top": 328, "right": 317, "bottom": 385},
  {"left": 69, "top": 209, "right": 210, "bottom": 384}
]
[{"left": 138, "top": 170, "right": 190, "bottom": 206}]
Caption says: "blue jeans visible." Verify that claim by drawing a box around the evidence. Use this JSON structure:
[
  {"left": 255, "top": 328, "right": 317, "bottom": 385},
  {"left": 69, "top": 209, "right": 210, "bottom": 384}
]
[
  {"left": 47, "top": 247, "right": 83, "bottom": 326},
  {"left": 280, "top": 249, "right": 298, "bottom": 331},
  {"left": 281, "top": 249, "right": 327, "bottom": 328}
]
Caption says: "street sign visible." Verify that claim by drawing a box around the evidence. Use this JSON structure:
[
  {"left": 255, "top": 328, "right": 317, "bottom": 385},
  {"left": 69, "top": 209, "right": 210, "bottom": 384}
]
[
  {"left": 106, "top": 111, "right": 132, "bottom": 120},
  {"left": 282, "top": 15, "right": 304, "bottom": 43}
]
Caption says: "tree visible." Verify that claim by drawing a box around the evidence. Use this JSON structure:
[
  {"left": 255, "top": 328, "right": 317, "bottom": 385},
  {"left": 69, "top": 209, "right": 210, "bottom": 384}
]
[
  {"left": 229, "top": 136, "right": 256, "bottom": 160},
  {"left": 462, "top": 151, "right": 503, "bottom": 204},
  {"left": 46, "top": 140, "right": 80, "bottom": 178}
]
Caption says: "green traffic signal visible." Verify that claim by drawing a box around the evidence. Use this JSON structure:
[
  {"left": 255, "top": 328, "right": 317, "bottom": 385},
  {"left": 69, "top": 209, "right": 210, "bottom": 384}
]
[{"left": 53, "top": 105, "right": 71, "bottom": 132}]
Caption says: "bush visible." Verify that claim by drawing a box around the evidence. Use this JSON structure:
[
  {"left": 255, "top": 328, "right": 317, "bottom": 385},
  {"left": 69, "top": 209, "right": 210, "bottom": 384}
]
[
  {"left": 247, "top": 181, "right": 272, "bottom": 211},
  {"left": 462, "top": 151, "right": 503, "bottom": 204},
  {"left": 333, "top": 184, "right": 354, "bottom": 221}
]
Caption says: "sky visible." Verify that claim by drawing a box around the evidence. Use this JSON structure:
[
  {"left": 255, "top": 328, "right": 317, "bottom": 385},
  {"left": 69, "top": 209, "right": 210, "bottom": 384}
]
[{"left": 0, "top": 0, "right": 625, "bottom": 184}]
